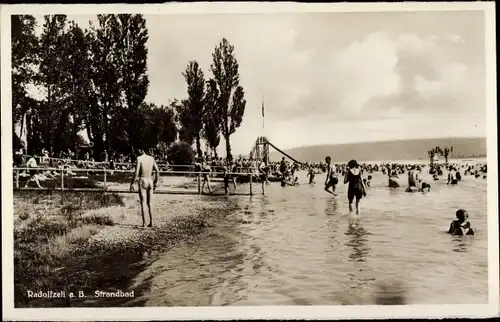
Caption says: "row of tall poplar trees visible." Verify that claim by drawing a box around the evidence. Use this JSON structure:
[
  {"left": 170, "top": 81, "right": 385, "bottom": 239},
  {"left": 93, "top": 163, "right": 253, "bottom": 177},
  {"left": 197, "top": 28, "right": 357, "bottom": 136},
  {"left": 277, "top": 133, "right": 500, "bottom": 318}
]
[{"left": 12, "top": 14, "right": 246, "bottom": 161}]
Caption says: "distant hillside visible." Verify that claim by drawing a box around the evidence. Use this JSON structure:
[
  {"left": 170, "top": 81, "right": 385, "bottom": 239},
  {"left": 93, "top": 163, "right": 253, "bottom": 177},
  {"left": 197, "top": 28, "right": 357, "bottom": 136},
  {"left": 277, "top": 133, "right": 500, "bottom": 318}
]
[{"left": 269, "top": 137, "right": 487, "bottom": 163}]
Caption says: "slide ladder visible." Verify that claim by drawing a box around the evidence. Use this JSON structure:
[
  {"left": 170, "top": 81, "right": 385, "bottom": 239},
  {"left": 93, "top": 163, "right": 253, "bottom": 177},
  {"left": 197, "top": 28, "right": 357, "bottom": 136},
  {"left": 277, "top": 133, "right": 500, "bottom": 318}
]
[{"left": 251, "top": 136, "right": 304, "bottom": 165}]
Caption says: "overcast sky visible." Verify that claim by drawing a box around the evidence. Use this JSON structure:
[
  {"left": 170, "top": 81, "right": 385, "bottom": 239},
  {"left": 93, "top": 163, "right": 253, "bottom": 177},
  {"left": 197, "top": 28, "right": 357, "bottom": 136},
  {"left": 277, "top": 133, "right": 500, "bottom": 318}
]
[{"left": 31, "top": 10, "right": 486, "bottom": 156}]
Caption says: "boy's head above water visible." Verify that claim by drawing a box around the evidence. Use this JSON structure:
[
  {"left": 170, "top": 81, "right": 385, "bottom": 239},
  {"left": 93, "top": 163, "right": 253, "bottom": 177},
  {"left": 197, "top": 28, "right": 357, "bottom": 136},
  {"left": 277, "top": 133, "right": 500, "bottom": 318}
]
[
  {"left": 325, "top": 156, "right": 332, "bottom": 164},
  {"left": 456, "top": 209, "right": 469, "bottom": 222}
]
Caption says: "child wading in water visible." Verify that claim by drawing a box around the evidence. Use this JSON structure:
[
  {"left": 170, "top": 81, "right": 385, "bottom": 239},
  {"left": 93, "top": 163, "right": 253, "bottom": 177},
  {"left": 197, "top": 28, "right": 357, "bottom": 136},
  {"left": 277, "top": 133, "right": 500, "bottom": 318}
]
[
  {"left": 324, "top": 156, "right": 338, "bottom": 196},
  {"left": 344, "top": 159, "right": 366, "bottom": 215},
  {"left": 307, "top": 166, "right": 316, "bottom": 184}
]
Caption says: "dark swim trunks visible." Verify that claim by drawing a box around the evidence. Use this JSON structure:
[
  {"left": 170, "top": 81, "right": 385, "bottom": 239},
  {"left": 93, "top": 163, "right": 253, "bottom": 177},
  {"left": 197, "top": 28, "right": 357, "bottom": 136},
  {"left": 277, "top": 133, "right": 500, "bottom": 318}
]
[{"left": 328, "top": 176, "right": 338, "bottom": 185}]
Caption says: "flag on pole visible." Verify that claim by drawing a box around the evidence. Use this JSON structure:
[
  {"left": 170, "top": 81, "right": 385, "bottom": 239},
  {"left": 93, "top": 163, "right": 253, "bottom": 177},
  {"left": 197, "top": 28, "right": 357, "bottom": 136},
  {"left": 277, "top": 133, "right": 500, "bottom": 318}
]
[{"left": 261, "top": 97, "right": 265, "bottom": 131}]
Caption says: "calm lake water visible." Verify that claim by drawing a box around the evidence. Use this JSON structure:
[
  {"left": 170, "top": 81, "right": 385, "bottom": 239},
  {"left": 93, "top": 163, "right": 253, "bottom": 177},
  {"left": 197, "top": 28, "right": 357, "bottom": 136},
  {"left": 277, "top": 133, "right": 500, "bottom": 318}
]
[{"left": 125, "top": 166, "right": 489, "bottom": 306}]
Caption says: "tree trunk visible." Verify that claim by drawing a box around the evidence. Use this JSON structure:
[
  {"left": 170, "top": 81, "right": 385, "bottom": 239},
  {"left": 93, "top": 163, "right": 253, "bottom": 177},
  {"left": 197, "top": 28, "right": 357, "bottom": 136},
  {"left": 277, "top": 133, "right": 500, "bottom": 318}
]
[
  {"left": 46, "top": 85, "right": 52, "bottom": 152},
  {"left": 104, "top": 102, "right": 109, "bottom": 155},
  {"left": 225, "top": 133, "right": 232, "bottom": 161},
  {"left": 196, "top": 135, "right": 202, "bottom": 158}
]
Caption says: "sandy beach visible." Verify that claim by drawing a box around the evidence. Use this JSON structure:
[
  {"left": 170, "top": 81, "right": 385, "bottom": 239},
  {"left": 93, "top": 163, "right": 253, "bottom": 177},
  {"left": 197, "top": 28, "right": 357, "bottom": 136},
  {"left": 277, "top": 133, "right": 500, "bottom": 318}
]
[{"left": 13, "top": 176, "right": 231, "bottom": 307}]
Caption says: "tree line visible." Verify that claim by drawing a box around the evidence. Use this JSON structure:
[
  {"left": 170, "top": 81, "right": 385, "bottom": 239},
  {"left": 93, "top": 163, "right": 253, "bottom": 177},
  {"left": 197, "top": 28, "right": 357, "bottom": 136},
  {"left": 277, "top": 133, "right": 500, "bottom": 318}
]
[{"left": 12, "top": 14, "right": 246, "bottom": 162}]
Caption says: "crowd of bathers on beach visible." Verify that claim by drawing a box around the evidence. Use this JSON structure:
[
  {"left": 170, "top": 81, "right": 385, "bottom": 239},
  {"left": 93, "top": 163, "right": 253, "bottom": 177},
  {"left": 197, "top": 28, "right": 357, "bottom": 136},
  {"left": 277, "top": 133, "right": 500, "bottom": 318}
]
[{"left": 13, "top": 145, "right": 485, "bottom": 235}]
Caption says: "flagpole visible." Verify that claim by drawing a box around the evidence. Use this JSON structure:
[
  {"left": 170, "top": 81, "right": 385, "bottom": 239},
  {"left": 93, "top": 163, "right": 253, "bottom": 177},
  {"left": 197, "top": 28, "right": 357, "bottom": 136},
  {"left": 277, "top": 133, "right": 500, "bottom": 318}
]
[{"left": 262, "top": 95, "right": 265, "bottom": 132}]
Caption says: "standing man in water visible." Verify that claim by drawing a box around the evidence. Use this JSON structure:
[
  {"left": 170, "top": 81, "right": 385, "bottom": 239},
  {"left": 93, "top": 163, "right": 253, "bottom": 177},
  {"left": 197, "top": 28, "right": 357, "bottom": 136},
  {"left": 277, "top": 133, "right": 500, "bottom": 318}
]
[
  {"left": 130, "top": 148, "right": 160, "bottom": 227},
  {"left": 324, "top": 156, "right": 338, "bottom": 196}
]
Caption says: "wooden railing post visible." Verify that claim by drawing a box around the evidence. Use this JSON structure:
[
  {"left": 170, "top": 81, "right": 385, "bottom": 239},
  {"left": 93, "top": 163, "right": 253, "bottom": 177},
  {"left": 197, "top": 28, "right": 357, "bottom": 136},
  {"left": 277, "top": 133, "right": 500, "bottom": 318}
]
[
  {"left": 16, "top": 169, "right": 19, "bottom": 189},
  {"left": 249, "top": 174, "right": 253, "bottom": 196},
  {"left": 103, "top": 167, "right": 107, "bottom": 205},
  {"left": 197, "top": 173, "right": 201, "bottom": 194},
  {"left": 60, "top": 169, "right": 64, "bottom": 191},
  {"left": 60, "top": 169, "right": 65, "bottom": 205}
]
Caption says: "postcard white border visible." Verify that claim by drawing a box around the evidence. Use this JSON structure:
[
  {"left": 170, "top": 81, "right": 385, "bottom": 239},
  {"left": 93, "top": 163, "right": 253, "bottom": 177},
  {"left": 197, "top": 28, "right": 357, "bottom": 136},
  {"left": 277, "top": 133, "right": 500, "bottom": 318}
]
[{"left": 1, "top": 2, "right": 498, "bottom": 320}]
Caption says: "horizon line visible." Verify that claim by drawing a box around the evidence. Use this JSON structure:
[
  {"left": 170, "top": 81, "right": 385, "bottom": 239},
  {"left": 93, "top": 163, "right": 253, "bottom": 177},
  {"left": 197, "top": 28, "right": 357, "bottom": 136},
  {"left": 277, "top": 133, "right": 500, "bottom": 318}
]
[{"left": 269, "top": 135, "right": 487, "bottom": 152}]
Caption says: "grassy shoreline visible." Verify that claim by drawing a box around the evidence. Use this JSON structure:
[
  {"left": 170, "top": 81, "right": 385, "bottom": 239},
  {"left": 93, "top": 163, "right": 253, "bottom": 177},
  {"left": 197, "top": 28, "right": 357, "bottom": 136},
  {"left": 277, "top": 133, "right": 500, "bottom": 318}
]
[{"left": 13, "top": 184, "right": 230, "bottom": 307}]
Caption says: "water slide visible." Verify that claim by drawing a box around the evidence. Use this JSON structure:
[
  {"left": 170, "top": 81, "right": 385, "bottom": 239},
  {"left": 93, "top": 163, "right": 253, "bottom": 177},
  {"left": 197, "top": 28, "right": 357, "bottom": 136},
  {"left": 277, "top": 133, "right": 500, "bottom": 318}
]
[{"left": 266, "top": 140, "right": 304, "bottom": 165}]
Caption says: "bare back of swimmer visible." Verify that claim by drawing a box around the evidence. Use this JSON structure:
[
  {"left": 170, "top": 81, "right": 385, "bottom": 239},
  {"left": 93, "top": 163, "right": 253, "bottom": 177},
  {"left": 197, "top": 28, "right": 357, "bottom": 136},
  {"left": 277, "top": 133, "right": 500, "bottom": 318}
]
[{"left": 130, "top": 149, "right": 160, "bottom": 227}]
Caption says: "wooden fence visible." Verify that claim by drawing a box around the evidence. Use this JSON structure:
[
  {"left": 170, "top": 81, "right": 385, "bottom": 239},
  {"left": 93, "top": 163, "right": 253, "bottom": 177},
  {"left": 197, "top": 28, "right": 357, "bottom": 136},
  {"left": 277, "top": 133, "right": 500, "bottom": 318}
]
[{"left": 12, "top": 167, "right": 266, "bottom": 196}]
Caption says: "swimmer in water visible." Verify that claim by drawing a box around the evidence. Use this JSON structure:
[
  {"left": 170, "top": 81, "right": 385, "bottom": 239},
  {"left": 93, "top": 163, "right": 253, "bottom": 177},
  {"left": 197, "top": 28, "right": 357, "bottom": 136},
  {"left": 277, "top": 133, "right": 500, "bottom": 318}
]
[
  {"left": 419, "top": 182, "right": 431, "bottom": 192},
  {"left": 405, "top": 186, "right": 419, "bottom": 193},
  {"left": 130, "top": 148, "right": 160, "bottom": 227},
  {"left": 281, "top": 175, "right": 298, "bottom": 187},
  {"left": 307, "top": 166, "right": 316, "bottom": 184},
  {"left": 366, "top": 175, "right": 372, "bottom": 187},
  {"left": 344, "top": 159, "right": 366, "bottom": 215},
  {"left": 447, "top": 166, "right": 458, "bottom": 185},
  {"left": 388, "top": 167, "right": 400, "bottom": 188},
  {"left": 279, "top": 157, "right": 287, "bottom": 179},
  {"left": 324, "top": 156, "right": 338, "bottom": 196},
  {"left": 448, "top": 209, "right": 475, "bottom": 236},
  {"left": 407, "top": 166, "right": 417, "bottom": 187}
]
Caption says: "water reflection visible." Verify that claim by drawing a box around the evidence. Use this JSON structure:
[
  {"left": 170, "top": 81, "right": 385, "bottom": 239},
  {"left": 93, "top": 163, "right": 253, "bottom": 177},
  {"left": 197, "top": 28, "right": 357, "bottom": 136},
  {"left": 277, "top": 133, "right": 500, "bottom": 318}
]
[
  {"left": 324, "top": 198, "right": 339, "bottom": 216},
  {"left": 452, "top": 236, "right": 470, "bottom": 253},
  {"left": 345, "top": 217, "right": 370, "bottom": 262}
]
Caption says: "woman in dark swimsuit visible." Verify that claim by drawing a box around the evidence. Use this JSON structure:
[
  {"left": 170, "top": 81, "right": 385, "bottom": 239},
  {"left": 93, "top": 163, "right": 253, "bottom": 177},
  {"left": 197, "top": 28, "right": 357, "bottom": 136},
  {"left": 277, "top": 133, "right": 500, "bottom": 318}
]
[{"left": 343, "top": 159, "right": 366, "bottom": 215}]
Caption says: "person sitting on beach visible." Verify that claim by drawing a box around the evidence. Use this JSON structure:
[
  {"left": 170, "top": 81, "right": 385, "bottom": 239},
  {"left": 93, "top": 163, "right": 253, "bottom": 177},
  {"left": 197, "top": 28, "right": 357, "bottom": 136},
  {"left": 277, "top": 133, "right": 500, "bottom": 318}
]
[
  {"left": 448, "top": 209, "right": 475, "bottom": 236},
  {"left": 344, "top": 160, "right": 366, "bottom": 215},
  {"left": 307, "top": 166, "right": 316, "bottom": 184},
  {"left": 23, "top": 156, "right": 44, "bottom": 188},
  {"left": 130, "top": 148, "right": 160, "bottom": 227},
  {"left": 13, "top": 149, "right": 23, "bottom": 167},
  {"left": 41, "top": 169, "right": 56, "bottom": 180},
  {"left": 324, "top": 156, "right": 338, "bottom": 196},
  {"left": 41, "top": 149, "right": 50, "bottom": 165}
]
